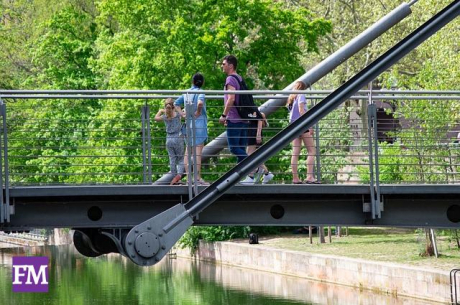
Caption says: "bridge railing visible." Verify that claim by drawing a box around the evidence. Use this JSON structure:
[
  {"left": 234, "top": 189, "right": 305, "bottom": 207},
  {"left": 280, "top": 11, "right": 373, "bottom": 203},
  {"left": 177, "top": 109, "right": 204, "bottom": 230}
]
[{"left": 0, "top": 90, "right": 459, "bottom": 187}]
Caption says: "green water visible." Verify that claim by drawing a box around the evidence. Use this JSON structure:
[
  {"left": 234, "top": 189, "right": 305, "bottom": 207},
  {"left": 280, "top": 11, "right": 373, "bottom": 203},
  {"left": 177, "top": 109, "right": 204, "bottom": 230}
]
[{"left": 0, "top": 244, "right": 440, "bottom": 304}]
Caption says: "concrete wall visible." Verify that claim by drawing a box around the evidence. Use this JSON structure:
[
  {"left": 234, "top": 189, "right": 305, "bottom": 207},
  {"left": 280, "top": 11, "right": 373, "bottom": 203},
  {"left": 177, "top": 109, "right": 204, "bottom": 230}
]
[
  {"left": 47, "top": 229, "right": 73, "bottom": 246},
  {"left": 175, "top": 241, "right": 452, "bottom": 304}
]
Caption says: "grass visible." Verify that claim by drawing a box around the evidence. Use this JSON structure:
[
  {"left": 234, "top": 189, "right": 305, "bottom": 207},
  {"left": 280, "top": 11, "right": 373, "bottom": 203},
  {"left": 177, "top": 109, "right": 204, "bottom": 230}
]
[{"left": 242, "top": 227, "right": 460, "bottom": 271}]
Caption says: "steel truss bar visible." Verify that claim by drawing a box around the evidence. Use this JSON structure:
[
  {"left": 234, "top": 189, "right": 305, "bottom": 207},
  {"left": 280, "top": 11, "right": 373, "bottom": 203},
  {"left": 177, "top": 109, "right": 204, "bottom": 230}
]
[{"left": 119, "top": 1, "right": 460, "bottom": 266}]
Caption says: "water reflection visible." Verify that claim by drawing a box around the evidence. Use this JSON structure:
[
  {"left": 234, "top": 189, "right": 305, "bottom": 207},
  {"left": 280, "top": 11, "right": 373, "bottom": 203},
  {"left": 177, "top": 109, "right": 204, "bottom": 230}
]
[{"left": 0, "top": 245, "right": 438, "bottom": 305}]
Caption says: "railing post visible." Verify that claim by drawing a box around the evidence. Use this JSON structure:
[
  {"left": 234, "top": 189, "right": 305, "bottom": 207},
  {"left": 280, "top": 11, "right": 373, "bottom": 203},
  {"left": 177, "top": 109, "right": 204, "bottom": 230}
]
[
  {"left": 0, "top": 99, "right": 10, "bottom": 222},
  {"left": 190, "top": 95, "right": 198, "bottom": 196},
  {"left": 367, "top": 83, "right": 382, "bottom": 219},
  {"left": 145, "top": 104, "right": 152, "bottom": 184},
  {"left": 141, "top": 104, "right": 147, "bottom": 183},
  {"left": 371, "top": 100, "right": 382, "bottom": 218},
  {"left": 366, "top": 91, "right": 377, "bottom": 219},
  {"left": 311, "top": 94, "right": 321, "bottom": 182},
  {"left": 185, "top": 93, "right": 194, "bottom": 199},
  {"left": 0, "top": 99, "right": 3, "bottom": 223}
]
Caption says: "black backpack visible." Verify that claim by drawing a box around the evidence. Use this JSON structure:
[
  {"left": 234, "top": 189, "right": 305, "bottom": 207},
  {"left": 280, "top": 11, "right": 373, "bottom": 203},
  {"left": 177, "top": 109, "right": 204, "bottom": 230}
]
[
  {"left": 229, "top": 75, "right": 261, "bottom": 120},
  {"left": 248, "top": 233, "right": 259, "bottom": 244}
]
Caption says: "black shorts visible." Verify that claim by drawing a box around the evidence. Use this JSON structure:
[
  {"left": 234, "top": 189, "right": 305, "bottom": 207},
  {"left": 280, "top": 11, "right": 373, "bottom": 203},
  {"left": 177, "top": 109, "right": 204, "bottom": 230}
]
[{"left": 247, "top": 125, "right": 262, "bottom": 146}]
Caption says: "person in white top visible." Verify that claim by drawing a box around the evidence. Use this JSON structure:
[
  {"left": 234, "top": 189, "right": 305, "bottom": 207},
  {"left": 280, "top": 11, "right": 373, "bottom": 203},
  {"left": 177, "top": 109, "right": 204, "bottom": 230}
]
[{"left": 286, "top": 81, "right": 318, "bottom": 184}]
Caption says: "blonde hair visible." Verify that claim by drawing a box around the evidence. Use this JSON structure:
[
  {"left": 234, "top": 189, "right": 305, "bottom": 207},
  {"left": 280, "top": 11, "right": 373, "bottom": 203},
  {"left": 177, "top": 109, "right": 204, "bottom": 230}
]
[
  {"left": 286, "top": 81, "right": 307, "bottom": 109},
  {"left": 164, "top": 98, "right": 175, "bottom": 119}
]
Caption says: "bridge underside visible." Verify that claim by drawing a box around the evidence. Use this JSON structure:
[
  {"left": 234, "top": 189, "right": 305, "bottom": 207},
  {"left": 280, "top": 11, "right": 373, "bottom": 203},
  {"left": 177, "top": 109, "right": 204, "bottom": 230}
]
[{"left": 2, "top": 184, "right": 459, "bottom": 231}]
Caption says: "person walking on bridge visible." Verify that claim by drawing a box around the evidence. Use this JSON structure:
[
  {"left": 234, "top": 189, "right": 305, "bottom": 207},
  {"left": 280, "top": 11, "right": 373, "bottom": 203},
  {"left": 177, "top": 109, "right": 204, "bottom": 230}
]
[
  {"left": 219, "top": 55, "right": 253, "bottom": 184},
  {"left": 287, "top": 81, "right": 318, "bottom": 184}
]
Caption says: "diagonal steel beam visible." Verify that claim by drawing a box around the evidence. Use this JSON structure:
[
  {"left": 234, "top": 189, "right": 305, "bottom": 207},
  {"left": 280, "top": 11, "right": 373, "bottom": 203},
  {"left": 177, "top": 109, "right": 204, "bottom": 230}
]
[{"left": 124, "top": 0, "right": 460, "bottom": 266}]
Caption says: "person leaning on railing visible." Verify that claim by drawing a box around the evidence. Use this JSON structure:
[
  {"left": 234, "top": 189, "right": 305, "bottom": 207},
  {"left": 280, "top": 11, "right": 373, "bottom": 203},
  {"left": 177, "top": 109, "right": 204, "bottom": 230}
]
[{"left": 154, "top": 98, "right": 185, "bottom": 185}]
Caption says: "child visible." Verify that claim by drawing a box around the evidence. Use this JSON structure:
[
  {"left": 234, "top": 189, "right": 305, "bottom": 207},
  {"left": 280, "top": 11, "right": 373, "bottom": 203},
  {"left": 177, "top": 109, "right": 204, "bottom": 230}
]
[
  {"left": 241, "top": 111, "right": 274, "bottom": 184},
  {"left": 154, "top": 98, "right": 185, "bottom": 185}
]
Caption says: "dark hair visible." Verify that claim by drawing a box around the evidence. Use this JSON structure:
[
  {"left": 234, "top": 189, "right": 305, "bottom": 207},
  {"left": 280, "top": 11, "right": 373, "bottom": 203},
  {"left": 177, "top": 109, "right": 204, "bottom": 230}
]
[
  {"left": 223, "top": 55, "right": 238, "bottom": 70},
  {"left": 192, "top": 73, "right": 204, "bottom": 88}
]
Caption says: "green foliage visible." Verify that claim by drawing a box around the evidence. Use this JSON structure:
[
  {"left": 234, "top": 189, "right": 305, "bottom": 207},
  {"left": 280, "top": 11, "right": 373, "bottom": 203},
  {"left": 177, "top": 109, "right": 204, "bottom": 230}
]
[
  {"left": 178, "top": 225, "right": 285, "bottom": 253},
  {"left": 94, "top": 0, "right": 332, "bottom": 90},
  {"left": 358, "top": 142, "right": 406, "bottom": 183},
  {"left": 30, "top": 7, "right": 99, "bottom": 89},
  {"left": 178, "top": 226, "right": 251, "bottom": 253}
]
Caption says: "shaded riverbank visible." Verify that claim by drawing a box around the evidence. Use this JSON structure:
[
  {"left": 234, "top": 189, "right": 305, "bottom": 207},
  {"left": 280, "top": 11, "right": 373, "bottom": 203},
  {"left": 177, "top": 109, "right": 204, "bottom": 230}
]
[{"left": 175, "top": 240, "right": 453, "bottom": 304}]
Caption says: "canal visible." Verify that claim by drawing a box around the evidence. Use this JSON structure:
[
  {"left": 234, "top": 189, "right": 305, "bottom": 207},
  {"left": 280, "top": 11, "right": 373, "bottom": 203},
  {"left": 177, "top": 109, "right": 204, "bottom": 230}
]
[{"left": 0, "top": 243, "right": 439, "bottom": 304}]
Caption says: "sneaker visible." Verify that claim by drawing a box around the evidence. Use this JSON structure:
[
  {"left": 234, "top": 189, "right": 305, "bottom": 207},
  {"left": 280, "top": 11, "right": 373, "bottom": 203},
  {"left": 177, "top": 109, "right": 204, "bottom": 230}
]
[
  {"left": 240, "top": 176, "right": 255, "bottom": 185},
  {"left": 262, "top": 172, "right": 274, "bottom": 184},
  {"left": 253, "top": 167, "right": 264, "bottom": 183}
]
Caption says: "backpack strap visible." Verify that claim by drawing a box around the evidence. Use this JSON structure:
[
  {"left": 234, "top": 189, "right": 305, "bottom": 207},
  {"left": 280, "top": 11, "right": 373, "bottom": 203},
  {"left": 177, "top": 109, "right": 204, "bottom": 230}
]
[
  {"left": 228, "top": 74, "right": 243, "bottom": 89},
  {"left": 227, "top": 74, "right": 242, "bottom": 106}
]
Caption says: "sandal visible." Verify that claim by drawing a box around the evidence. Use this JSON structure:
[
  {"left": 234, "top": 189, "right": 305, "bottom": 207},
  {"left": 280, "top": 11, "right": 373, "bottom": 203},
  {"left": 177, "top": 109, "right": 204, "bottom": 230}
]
[
  {"left": 292, "top": 181, "right": 304, "bottom": 184},
  {"left": 198, "top": 178, "right": 210, "bottom": 185},
  {"left": 304, "top": 180, "right": 321, "bottom": 184},
  {"left": 170, "top": 174, "right": 182, "bottom": 185}
]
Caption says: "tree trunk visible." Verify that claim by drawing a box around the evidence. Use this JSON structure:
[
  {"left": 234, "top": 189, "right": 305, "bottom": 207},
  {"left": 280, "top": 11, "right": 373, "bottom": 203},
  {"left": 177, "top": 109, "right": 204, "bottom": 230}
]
[
  {"left": 318, "top": 226, "right": 325, "bottom": 244},
  {"left": 421, "top": 228, "right": 435, "bottom": 257},
  {"left": 454, "top": 229, "right": 460, "bottom": 249}
]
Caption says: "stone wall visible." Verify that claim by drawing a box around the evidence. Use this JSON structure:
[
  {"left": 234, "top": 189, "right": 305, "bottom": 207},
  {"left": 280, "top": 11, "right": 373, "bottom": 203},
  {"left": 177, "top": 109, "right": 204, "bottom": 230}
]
[
  {"left": 175, "top": 241, "right": 452, "bottom": 303},
  {"left": 47, "top": 229, "right": 73, "bottom": 246}
]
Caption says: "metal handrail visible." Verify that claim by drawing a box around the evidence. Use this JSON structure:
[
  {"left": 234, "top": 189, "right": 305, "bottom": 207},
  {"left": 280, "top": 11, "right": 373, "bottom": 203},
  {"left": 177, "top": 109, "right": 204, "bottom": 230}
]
[
  {"left": 1, "top": 89, "right": 460, "bottom": 95},
  {"left": 2, "top": 89, "right": 460, "bottom": 191},
  {"left": 451, "top": 269, "right": 460, "bottom": 305}
]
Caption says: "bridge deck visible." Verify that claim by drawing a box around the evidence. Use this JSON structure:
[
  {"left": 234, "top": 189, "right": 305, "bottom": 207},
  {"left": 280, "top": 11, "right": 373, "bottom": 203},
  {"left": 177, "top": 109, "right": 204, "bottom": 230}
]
[{"left": 3, "top": 184, "right": 459, "bottom": 230}]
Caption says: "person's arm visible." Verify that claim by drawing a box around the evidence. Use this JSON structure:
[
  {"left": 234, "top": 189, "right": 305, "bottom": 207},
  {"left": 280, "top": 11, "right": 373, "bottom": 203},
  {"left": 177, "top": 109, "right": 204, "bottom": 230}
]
[
  {"left": 195, "top": 94, "right": 205, "bottom": 118},
  {"left": 195, "top": 100, "right": 203, "bottom": 118},
  {"left": 174, "top": 95, "right": 186, "bottom": 118},
  {"left": 175, "top": 105, "right": 185, "bottom": 117},
  {"left": 154, "top": 109, "right": 165, "bottom": 122},
  {"left": 219, "top": 84, "right": 236, "bottom": 124},
  {"left": 298, "top": 95, "right": 307, "bottom": 116},
  {"left": 256, "top": 119, "right": 263, "bottom": 144}
]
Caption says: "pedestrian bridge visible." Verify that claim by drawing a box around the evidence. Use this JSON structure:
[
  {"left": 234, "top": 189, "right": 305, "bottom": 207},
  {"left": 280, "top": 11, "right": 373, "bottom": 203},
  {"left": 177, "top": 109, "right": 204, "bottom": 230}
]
[
  {"left": 1, "top": 89, "right": 459, "bottom": 262},
  {"left": 1, "top": 87, "right": 460, "bottom": 225}
]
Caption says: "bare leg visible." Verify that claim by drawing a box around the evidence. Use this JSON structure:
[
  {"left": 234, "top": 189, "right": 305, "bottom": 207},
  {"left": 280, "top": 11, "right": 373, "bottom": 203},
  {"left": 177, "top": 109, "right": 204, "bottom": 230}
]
[
  {"left": 247, "top": 145, "right": 269, "bottom": 173},
  {"left": 195, "top": 144, "right": 204, "bottom": 180},
  {"left": 183, "top": 147, "right": 189, "bottom": 176},
  {"left": 246, "top": 145, "right": 260, "bottom": 177}
]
